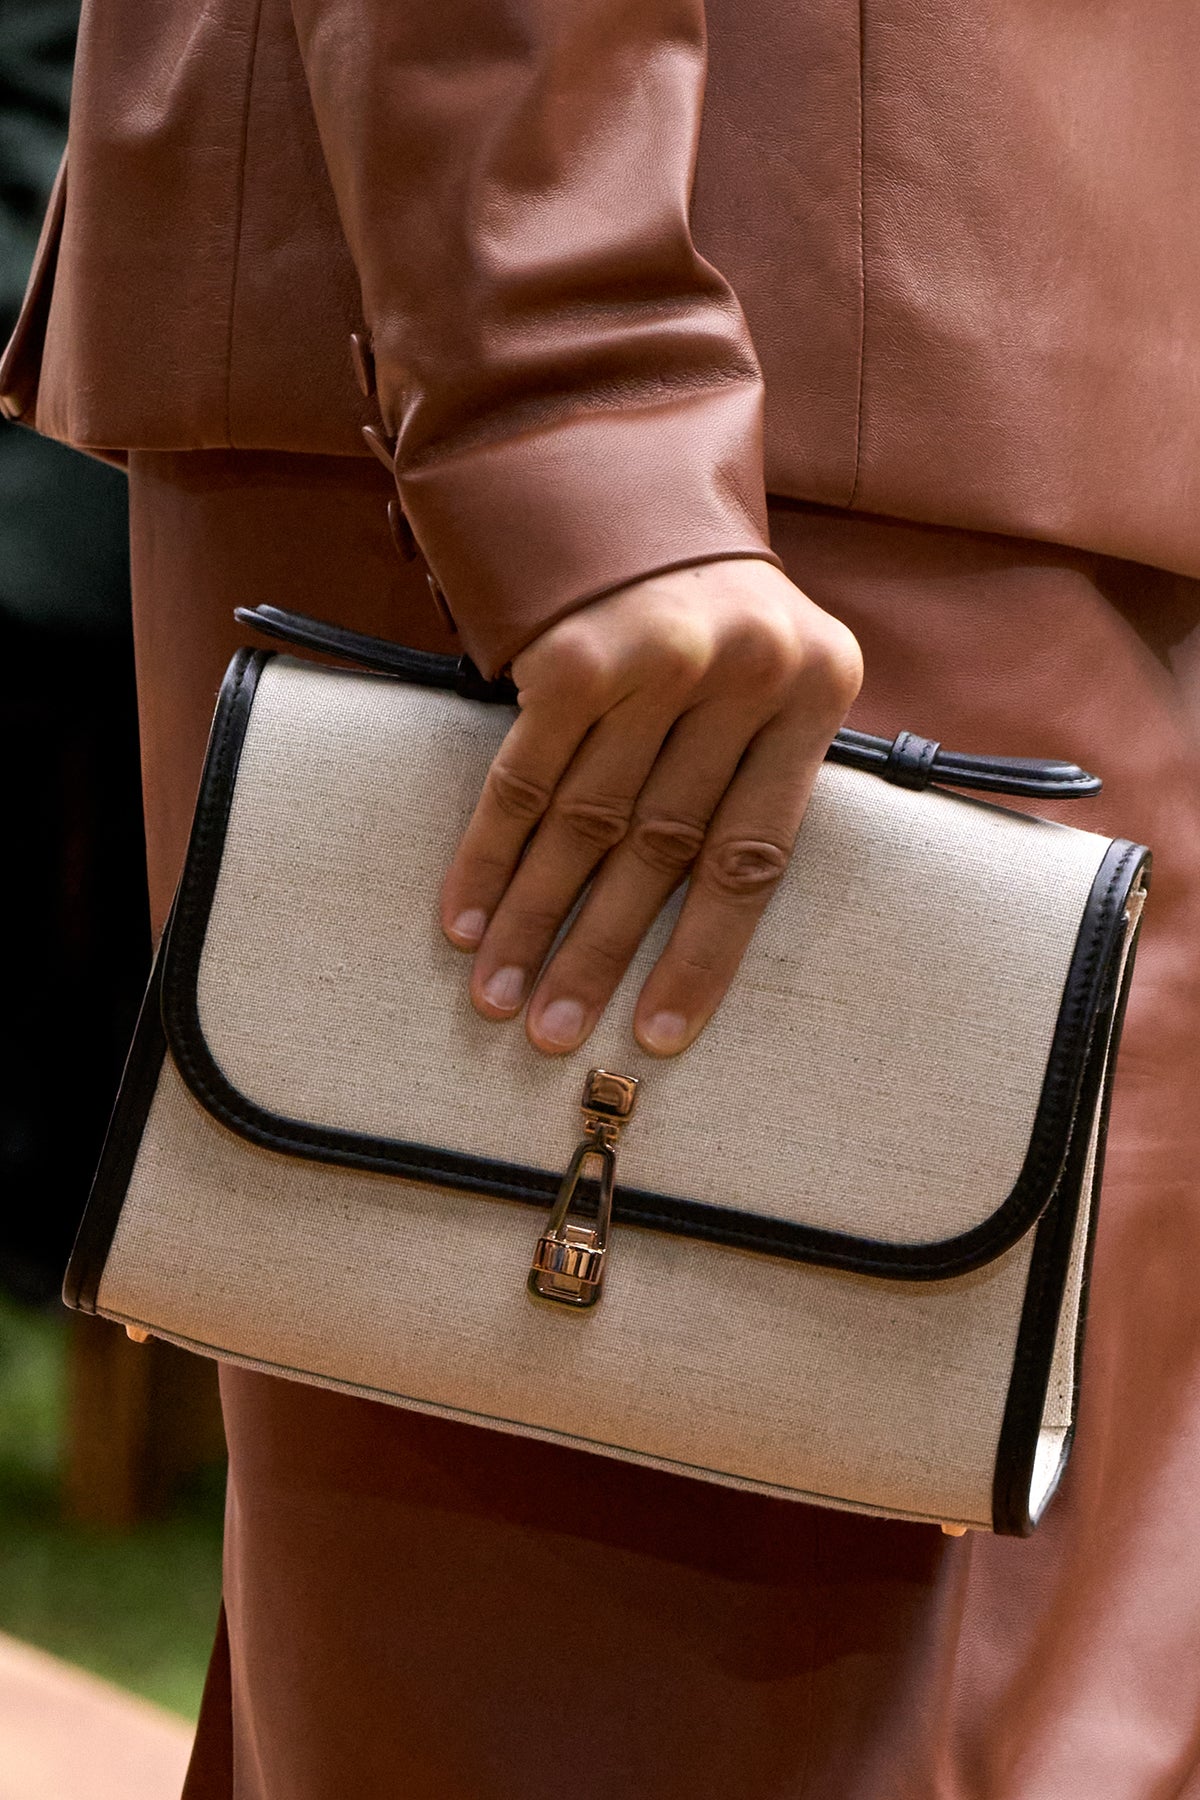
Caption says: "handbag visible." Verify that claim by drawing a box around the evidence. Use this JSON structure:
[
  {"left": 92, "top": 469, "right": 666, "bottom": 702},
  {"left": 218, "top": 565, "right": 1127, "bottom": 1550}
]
[{"left": 66, "top": 605, "right": 1149, "bottom": 1536}]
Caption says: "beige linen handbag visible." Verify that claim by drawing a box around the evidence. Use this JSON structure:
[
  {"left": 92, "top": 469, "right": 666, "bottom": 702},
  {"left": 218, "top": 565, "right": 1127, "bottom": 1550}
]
[{"left": 66, "top": 606, "right": 1149, "bottom": 1537}]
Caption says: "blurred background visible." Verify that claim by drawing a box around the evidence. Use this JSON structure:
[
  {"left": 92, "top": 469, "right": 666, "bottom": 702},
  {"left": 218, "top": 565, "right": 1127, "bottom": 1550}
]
[{"left": 1, "top": 3, "right": 224, "bottom": 1788}]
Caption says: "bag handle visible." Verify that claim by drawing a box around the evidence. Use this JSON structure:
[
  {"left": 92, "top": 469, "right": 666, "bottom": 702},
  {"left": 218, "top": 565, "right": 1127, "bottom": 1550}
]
[{"left": 233, "top": 605, "right": 1102, "bottom": 800}]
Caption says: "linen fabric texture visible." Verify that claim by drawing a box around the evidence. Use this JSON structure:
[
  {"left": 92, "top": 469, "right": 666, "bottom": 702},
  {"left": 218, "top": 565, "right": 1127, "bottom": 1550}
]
[{"left": 86, "top": 653, "right": 1140, "bottom": 1533}]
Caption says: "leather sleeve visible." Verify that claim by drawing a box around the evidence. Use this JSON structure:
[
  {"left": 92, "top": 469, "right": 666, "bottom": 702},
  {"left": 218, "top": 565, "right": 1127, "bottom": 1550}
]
[{"left": 287, "top": 0, "right": 779, "bottom": 675}]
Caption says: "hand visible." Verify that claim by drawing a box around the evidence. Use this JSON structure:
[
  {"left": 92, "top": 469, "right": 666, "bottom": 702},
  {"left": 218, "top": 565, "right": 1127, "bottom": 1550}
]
[{"left": 440, "top": 558, "right": 862, "bottom": 1056}]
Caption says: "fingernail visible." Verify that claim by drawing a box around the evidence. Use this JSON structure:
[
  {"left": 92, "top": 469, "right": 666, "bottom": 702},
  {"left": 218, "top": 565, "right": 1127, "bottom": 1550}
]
[
  {"left": 640, "top": 1011, "right": 690, "bottom": 1056},
  {"left": 450, "top": 908, "right": 487, "bottom": 947},
  {"left": 482, "top": 965, "right": 526, "bottom": 1011},
  {"left": 535, "top": 997, "right": 586, "bottom": 1049}
]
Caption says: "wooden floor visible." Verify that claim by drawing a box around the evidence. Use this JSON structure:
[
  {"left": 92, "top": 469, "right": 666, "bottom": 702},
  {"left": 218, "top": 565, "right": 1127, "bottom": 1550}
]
[{"left": 0, "top": 1633, "right": 193, "bottom": 1800}]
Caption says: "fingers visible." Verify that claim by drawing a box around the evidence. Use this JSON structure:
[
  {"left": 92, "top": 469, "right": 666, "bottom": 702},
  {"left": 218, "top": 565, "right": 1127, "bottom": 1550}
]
[
  {"left": 439, "top": 696, "right": 597, "bottom": 954},
  {"left": 522, "top": 694, "right": 771, "bottom": 1052},
  {"left": 440, "top": 614, "right": 694, "bottom": 952},
  {"left": 465, "top": 692, "right": 680, "bottom": 1023},
  {"left": 441, "top": 559, "right": 863, "bottom": 1058},
  {"left": 631, "top": 697, "right": 836, "bottom": 1054}
]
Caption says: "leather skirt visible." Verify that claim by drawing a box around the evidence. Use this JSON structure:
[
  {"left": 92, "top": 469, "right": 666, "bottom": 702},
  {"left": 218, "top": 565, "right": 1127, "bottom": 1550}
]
[{"left": 126, "top": 450, "right": 1200, "bottom": 1800}]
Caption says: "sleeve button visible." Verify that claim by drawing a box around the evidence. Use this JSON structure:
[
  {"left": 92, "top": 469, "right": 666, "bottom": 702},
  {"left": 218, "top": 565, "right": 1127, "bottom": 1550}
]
[
  {"left": 427, "top": 573, "right": 457, "bottom": 635},
  {"left": 362, "top": 422, "right": 396, "bottom": 471},
  {"left": 350, "top": 331, "right": 376, "bottom": 399},
  {"left": 387, "top": 497, "right": 417, "bottom": 561}
]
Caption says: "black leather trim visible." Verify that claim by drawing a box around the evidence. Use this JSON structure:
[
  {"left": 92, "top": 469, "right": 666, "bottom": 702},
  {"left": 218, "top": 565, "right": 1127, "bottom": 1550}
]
[
  {"left": 990, "top": 885, "right": 1147, "bottom": 1533},
  {"left": 234, "top": 605, "right": 516, "bottom": 702},
  {"left": 233, "top": 605, "right": 1103, "bottom": 798},
  {"left": 62, "top": 650, "right": 271, "bottom": 1313},
  {"left": 135, "top": 648, "right": 1148, "bottom": 1283},
  {"left": 62, "top": 944, "right": 170, "bottom": 1313}
]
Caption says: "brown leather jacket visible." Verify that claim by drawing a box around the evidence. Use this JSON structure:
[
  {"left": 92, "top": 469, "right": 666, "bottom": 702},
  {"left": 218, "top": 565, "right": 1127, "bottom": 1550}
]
[{"left": 5, "top": 0, "right": 1200, "bottom": 675}]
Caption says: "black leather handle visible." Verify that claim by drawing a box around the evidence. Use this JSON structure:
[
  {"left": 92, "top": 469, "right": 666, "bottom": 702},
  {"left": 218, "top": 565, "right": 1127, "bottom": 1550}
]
[
  {"left": 234, "top": 605, "right": 1102, "bottom": 799},
  {"left": 234, "top": 604, "right": 517, "bottom": 701},
  {"left": 825, "top": 728, "right": 1102, "bottom": 798}
]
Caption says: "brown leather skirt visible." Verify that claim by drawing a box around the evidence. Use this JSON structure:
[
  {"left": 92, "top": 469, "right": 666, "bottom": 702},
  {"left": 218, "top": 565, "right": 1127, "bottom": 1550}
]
[{"left": 127, "top": 451, "right": 1200, "bottom": 1800}]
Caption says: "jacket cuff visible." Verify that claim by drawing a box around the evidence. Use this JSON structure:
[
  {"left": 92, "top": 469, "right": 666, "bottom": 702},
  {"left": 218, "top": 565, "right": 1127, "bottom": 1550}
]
[{"left": 396, "top": 380, "right": 779, "bottom": 678}]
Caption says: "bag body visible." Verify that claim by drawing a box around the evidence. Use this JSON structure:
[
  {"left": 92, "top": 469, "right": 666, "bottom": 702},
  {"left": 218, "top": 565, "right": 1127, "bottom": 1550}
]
[{"left": 67, "top": 635, "right": 1149, "bottom": 1536}]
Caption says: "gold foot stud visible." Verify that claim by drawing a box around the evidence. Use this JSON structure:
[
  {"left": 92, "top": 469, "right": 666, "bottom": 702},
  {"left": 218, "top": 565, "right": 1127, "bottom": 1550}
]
[
  {"left": 125, "top": 1325, "right": 152, "bottom": 1344},
  {"left": 940, "top": 1523, "right": 968, "bottom": 1537}
]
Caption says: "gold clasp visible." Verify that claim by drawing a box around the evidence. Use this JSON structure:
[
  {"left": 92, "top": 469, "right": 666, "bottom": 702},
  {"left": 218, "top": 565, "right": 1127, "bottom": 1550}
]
[{"left": 528, "top": 1069, "right": 639, "bottom": 1307}]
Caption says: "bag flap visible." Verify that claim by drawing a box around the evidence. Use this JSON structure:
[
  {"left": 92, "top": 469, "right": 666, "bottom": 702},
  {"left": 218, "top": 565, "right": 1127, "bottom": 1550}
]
[{"left": 159, "top": 652, "right": 1145, "bottom": 1281}]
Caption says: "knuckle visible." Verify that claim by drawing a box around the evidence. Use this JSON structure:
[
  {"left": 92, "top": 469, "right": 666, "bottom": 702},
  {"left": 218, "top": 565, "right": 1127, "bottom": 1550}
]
[
  {"left": 647, "top": 613, "right": 713, "bottom": 687},
  {"left": 628, "top": 813, "right": 708, "bottom": 875},
  {"left": 701, "top": 835, "right": 792, "bottom": 900},
  {"left": 540, "top": 627, "right": 613, "bottom": 702},
  {"left": 802, "top": 622, "right": 864, "bottom": 714},
  {"left": 486, "top": 761, "right": 553, "bottom": 824},
  {"left": 723, "top": 614, "right": 802, "bottom": 700},
  {"left": 552, "top": 795, "right": 631, "bottom": 852},
  {"left": 720, "top": 606, "right": 863, "bottom": 720}
]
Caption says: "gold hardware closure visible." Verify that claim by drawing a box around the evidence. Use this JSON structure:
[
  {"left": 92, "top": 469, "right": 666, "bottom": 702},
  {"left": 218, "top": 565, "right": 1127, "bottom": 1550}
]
[{"left": 529, "top": 1069, "right": 639, "bottom": 1307}]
